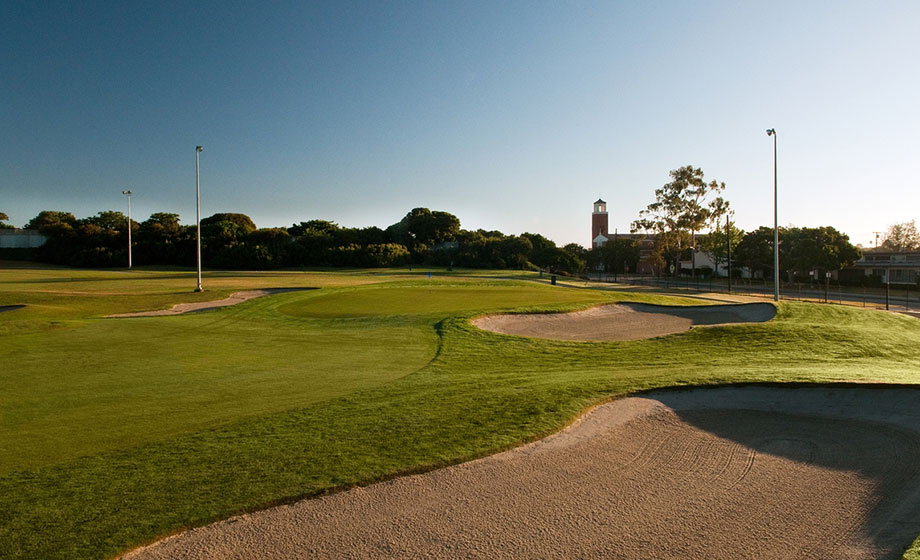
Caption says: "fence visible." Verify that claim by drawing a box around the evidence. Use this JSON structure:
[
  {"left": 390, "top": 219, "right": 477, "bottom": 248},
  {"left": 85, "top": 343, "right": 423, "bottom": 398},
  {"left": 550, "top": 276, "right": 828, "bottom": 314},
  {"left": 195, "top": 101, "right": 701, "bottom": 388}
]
[{"left": 589, "top": 274, "right": 915, "bottom": 313}]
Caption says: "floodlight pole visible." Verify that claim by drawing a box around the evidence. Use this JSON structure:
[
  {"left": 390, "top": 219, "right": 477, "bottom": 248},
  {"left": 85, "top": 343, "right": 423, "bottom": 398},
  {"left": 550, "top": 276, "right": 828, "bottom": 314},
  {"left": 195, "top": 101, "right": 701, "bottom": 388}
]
[
  {"left": 122, "top": 190, "right": 133, "bottom": 268},
  {"left": 767, "top": 128, "right": 779, "bottom": 302},
  {"left": 195, "top": 146, "right": 203, "bottom": 292},
  {"left": 726, "top": 213, "right": 732, "bottom": 294}
]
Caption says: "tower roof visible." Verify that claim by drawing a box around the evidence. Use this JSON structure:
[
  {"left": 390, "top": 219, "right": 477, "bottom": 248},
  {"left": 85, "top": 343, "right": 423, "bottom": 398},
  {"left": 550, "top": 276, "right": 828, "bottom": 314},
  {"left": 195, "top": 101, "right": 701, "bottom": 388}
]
[{"left": 594, "top": 198, "right": 606, "bottom": 204}]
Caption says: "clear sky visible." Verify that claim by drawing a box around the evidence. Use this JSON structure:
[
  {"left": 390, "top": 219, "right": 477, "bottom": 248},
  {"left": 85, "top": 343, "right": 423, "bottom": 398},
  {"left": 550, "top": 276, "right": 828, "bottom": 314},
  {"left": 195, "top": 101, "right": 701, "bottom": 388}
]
[{"left": 2, "top": 1, "right": 918, "bottom": 248}]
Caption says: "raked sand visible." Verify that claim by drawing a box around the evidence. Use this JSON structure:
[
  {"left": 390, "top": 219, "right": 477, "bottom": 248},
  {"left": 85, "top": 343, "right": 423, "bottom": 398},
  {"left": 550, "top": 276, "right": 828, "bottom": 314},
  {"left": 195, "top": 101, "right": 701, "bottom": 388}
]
[
  {"left": 123, "top": 385, "right": 920, "bottom": 560},
  {"left": 472, "top": 302, "right": 776, "bottom": 341}
]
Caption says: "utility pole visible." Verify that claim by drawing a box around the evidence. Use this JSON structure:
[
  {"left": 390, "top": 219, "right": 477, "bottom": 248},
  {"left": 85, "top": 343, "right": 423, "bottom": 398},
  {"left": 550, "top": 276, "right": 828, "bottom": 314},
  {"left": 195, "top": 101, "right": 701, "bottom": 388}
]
[{"left": 873, "top": 232, "right": 882, "bottom": 248}]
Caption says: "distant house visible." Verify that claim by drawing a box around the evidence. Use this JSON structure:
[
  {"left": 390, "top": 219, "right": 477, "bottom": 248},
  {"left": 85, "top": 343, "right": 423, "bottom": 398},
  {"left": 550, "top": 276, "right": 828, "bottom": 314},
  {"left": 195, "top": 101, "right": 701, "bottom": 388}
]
[
  {"left": 843, "top": 250, "right": 920, "bottom": 285},
  {"left": 0, "top": 229, "right": 46, "bottom": 249}
]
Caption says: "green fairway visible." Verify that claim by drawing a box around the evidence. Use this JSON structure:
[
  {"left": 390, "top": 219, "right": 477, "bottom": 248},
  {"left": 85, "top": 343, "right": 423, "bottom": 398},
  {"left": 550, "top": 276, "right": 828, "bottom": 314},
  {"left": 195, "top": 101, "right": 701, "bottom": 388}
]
[{"left": 1, "top": 265, "right": 919, "bottom": 559}]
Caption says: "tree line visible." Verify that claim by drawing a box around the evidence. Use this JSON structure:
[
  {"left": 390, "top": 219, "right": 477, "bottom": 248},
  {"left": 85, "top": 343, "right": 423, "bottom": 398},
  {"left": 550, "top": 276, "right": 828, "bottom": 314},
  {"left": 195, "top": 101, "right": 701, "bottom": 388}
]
[
  {"left": 7, "top": 208, "right": 604, "bottom": 274},
  {"left": 627, "top": 165, "right": 915, "bottom": 285},
  {"left": 4, "top": 175, "right": 915, "bottom": 279}
]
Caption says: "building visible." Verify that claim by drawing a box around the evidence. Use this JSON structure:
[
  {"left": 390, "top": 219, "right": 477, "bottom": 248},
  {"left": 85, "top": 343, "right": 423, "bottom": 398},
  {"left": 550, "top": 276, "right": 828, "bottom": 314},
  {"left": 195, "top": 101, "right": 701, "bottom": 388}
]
[
  {"left": 844, "top": 250, "right": 920, "bottom": 285},
  {"left": 0, "top": 229, "right": 46, "bottom": 249},
  {"left": 591, "top": 199, "right": 608, "bottom": 249},
  {"left": 589, "top": 198, "right": 659, "bottom": 274}
]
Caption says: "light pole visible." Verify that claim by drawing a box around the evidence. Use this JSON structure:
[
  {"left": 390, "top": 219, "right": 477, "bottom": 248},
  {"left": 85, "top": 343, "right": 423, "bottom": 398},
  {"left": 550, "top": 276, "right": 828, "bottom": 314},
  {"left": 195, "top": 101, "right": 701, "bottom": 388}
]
[
  {"left": 195, "top": 145, "right": 203, "bottom": 292},
  {"left": 726, "top": 213, "right": 732, "bottom": 294},
  {"left": 121, "top": 190, "right": 133, "bottom": 268},
  {"left": 767, "top": 128, "right": 779, "bottom": 302}
]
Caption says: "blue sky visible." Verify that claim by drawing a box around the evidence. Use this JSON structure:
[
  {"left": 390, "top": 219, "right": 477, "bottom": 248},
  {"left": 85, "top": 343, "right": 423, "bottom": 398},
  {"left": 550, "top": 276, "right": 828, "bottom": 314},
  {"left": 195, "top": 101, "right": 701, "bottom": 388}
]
[{"left": 2, "top": 1, "right": 918, "bottom": 248}]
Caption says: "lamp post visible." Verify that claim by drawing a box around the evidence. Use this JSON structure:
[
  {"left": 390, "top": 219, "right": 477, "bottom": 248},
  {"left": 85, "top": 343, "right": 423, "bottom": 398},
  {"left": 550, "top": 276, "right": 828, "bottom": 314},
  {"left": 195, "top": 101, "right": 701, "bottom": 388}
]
[
  {"left": 766, "top": 128, "right": 778, "bottom": 302},
  {"left": 726, "top": 213, "right": 732, "bottom": 294},
  {"left": 195, "top": 145, "right": 203, "bottom": 292},
  {"left": 121, "top": 190, "right": 133, "bottom": 268}
]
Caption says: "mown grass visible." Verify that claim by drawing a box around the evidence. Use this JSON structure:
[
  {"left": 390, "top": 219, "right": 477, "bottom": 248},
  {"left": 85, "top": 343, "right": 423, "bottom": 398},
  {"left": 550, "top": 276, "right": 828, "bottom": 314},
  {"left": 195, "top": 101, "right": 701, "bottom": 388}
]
[{"left": 1, "top": 265, "right": 919, "bottom": 559}]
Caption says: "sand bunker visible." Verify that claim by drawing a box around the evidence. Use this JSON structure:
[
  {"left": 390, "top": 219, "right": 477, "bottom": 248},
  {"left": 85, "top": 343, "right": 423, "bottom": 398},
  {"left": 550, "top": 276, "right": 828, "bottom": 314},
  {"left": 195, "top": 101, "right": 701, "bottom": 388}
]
[
  {"left": 124, "top": 385, "right": 920, "bottom": 560},
  {"left": 472, "top": 302, "right": 776, "bottom": 341},
  {"left": 106, "top": 288, "right": 311, "bottom": 318}
]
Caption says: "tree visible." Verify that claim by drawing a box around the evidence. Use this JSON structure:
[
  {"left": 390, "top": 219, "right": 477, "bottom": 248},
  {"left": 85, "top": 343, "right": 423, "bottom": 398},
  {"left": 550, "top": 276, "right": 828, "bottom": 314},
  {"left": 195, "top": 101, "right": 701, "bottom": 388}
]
[
  {"left": 700, "top": 220, "right": 744, "bottom": 277},
  {"left": 631, "top": 165, "right": 727, "bottom": 275},
  {"left": 496, "top": 236, "right": 533, "bottom": 269},
  {"left": 520, "top": 232, "right": 558, "bottom": 269},
  {"left": 137, "top": 212, "right": 193, "bottom": 265},
  {"left": 288, "top": 220, "right": 339, "bottom": 237},
  {"left": 211, "top": 228, "right": 291, "bottom": 269},
  {"left": 549, "top": 248, "right": 585, "bottom": 275},
  {"left": 881, "top": 220, "right": 920, "bottom": 252},
  {"left": 587, "top": 238, "right": 640, "bottom": 275},
  {"left": 82, "top": 210, "right": 130, "bottom": 232},
  {"left": 386, "top": 208, "right": 460, "bottom": 250},
  {"left": 0, "top": 212, "right": 13, "bottom": 229},
  {"left": 784, "top": 226, "right": 861, "bottom": 278},
  {"left": 200, "top": 213, "right": 257, "bottom": 233},
  {"left": 24, "top": 211, "right": 77, "bottom": 233},
  {"left": 735, "top": 226, "right": 780, "bottom": 278},
  {"left": 143, "top": 212, "right": 181, "bottom": 230}
]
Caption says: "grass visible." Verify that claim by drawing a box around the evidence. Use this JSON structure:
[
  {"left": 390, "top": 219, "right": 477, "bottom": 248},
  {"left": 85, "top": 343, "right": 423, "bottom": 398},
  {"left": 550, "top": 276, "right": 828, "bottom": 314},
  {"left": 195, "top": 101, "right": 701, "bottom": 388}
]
[{"left": 1, "top": 264, "right": 919, "bottom": 559}]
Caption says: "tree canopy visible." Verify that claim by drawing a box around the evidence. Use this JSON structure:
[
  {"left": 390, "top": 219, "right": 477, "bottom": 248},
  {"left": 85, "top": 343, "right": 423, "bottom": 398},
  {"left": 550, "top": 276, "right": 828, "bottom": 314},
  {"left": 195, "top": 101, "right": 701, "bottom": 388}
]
[
  {"left": 881, "top": 220, "right": 920, "bottom": 252},
  {"left": 24, "top": 211, "right": 77, "bottom": 233},
  {"left": 19, "top": 207, "right": 588, "bottom": 273},
  {"left": 631, "top": 165, "right": 729, "bottom": 275},
  {"left": 734, "top": 226, "right": 861, "bottom": 280}
]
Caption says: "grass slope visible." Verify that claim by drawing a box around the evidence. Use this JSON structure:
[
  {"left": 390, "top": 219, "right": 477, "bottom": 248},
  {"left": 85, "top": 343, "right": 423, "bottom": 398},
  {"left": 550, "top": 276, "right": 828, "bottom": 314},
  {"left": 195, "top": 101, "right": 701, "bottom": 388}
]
[{"left": 1, "top": 267, "right": 919, "bottom": 559}]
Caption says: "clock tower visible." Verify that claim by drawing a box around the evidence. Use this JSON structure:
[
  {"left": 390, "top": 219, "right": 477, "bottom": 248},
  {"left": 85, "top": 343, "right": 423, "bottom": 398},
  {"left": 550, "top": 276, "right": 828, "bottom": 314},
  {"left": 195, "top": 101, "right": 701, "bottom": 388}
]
[{"left": 591, "top": 198, "right": 609, "bottom": 248}]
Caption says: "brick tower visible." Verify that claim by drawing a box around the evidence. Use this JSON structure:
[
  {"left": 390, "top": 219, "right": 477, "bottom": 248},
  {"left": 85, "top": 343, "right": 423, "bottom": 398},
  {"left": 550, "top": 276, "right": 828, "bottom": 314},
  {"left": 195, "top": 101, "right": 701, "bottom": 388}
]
[{"left": 591, "top": 198, "right": 609, "bottom": 248}]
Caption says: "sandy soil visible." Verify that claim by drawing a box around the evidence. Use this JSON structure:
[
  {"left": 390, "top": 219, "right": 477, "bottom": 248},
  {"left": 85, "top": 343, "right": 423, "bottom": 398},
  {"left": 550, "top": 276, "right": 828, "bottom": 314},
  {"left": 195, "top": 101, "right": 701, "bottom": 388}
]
[
  {"left": 106, "top": 288, "right": 310, "bottom": 318},
  {"left": 123, "top": 386, "right": 920, "bottom": 560},
  {"left": 472, "top": 302, "right": 776, "bottom": 341}
]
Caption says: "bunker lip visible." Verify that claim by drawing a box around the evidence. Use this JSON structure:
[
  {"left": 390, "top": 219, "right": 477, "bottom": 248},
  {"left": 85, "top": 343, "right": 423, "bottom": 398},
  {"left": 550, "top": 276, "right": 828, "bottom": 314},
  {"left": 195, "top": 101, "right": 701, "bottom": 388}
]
[
  {"left": 105, "top": 288, "right": 314, "bottom": 318},
  {"left": 472, "top": 302, "right": 776, "bottom": 341},
  {"left": 121, "top": 384, "right": 920, "bottom": 560},
  {"left": 0, "top": 304, "right": 26, "bottom": 313}
]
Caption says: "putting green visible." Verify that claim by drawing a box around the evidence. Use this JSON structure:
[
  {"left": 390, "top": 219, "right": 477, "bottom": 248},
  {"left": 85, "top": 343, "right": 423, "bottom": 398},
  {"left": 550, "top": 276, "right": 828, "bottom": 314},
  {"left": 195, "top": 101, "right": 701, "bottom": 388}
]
[
  {"left": 276, "top": 283, "right": 612, "bottom": 318},
  {"left": 0, "top": 291, "right": 438, "bottom": 473}
]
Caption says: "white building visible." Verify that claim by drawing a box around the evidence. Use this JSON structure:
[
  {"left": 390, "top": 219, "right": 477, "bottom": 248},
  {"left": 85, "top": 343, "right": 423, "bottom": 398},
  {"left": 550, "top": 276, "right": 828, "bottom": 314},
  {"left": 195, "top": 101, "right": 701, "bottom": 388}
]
[{"left": 0, "top": 229, "right": 46, "bottom": 249}]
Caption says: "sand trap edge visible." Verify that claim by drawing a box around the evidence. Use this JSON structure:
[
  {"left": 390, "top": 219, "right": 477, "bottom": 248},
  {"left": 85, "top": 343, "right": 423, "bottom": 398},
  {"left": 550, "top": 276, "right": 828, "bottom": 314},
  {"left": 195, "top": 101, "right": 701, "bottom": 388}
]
[
  {"left": 471, "top": 302, "right": 776, "bottom": 342},
  {"left": 106, "top": 288, "right": 315, "bottom": 318}
]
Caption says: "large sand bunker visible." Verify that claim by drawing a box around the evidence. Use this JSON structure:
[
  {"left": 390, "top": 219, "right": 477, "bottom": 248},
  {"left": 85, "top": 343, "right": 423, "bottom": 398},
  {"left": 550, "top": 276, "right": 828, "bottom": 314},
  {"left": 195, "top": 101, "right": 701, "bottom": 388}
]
[
  {"left": 124, "top": 386, "right": 920, "bottom": 560},
  {"left": 107, "top": 288, "right": 311, "bottom": 318},
  {"left": 472, "top": 302, "right": 776, "bottom": 341}
]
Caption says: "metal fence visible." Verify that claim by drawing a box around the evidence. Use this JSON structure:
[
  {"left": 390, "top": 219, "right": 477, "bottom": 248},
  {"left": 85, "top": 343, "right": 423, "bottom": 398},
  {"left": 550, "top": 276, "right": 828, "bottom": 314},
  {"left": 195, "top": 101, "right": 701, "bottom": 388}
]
[{"left": 589, "top": 274, "right": 915, "bottom": 313}]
